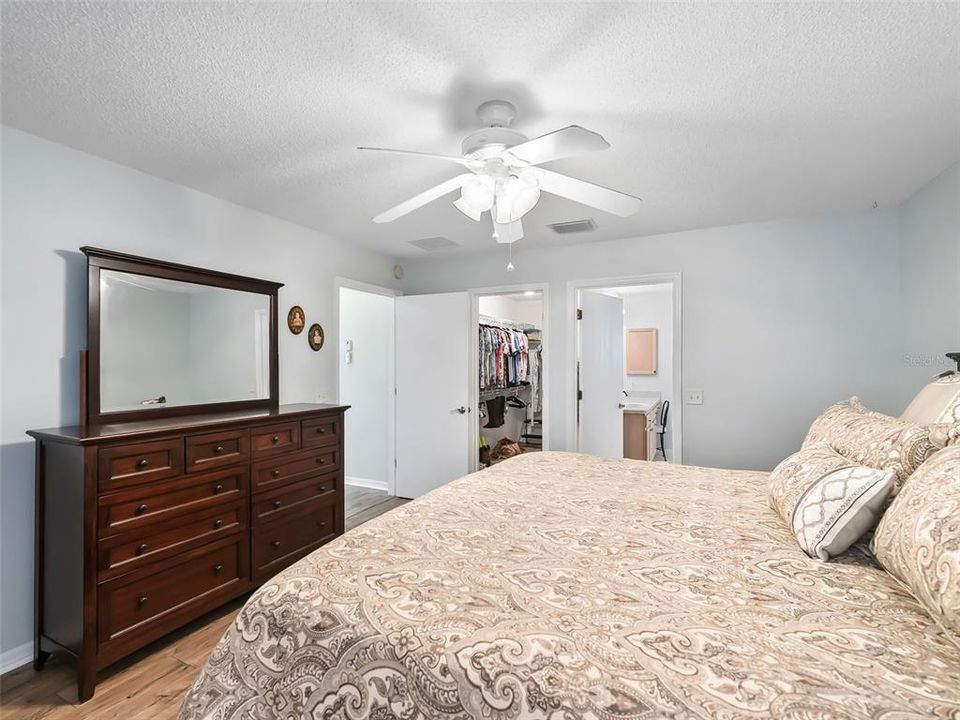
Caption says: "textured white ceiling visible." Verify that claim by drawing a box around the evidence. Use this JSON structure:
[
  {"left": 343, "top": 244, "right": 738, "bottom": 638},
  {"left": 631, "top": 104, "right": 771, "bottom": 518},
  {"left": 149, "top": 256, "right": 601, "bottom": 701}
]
[{"left": 3, "top": 2, "right": 958, "bottom": 258}]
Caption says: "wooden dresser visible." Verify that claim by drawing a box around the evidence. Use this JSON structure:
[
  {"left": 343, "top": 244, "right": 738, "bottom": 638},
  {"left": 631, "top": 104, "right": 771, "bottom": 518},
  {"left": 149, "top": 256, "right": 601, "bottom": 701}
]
[{"left": 27, "top": 403, "right": 347, "bottom": 701}]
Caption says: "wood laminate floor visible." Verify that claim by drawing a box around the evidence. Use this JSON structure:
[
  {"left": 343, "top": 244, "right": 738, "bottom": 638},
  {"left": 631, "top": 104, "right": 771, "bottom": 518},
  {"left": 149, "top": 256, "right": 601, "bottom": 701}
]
[{"left": 0, "top": 490, "right": 410, "bottom": 720}]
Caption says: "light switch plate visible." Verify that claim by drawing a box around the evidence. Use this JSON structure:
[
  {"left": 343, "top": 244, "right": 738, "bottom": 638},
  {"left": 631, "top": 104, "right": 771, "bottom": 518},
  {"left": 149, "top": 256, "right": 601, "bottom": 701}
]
[{"left": 685, "top": 389, "right": 704, "bottom": 405}]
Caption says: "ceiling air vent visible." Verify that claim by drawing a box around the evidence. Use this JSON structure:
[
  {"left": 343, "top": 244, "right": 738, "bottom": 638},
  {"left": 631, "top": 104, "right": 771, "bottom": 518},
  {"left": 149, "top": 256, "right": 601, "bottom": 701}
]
[
  {"left": 548, "top": 219, "right": 597, "bottom": 235},
  {"left": 407, "top": 236, "right": 459, "bottom": 251}
]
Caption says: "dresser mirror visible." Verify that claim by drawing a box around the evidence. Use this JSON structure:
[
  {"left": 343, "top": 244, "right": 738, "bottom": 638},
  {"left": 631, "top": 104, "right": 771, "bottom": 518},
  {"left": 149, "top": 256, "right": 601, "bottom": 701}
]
[{"left": 84, "top": 247, "right": 282, "bottom": 423}]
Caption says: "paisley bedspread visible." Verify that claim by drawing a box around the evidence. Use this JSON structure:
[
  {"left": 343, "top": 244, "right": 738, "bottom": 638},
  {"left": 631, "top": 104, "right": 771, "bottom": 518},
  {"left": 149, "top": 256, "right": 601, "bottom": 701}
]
[{"left": 178, "top": 452, "right": 960, "bottom": 719}]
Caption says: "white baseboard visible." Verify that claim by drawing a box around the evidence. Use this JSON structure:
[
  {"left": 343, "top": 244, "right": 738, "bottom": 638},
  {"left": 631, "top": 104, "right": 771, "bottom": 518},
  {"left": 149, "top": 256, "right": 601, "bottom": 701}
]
[
  {"left": 0, "top": 641, "right": 33, "bottom": 675},
  {"left": 345, "top": 476, "right": 389, "bottom": 492}
]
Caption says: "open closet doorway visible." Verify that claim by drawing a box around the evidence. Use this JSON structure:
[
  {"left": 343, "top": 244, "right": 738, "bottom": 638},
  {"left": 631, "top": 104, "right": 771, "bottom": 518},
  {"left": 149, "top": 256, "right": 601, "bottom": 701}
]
[
  {"left": 337, "top": 280, "right": 396, "bottom": 518},
  {"left": 472, "top": 287, "right": 547, "bottom": 471},
  {"left": 571, "top": 275, "right": 682, "bottom": 463}
]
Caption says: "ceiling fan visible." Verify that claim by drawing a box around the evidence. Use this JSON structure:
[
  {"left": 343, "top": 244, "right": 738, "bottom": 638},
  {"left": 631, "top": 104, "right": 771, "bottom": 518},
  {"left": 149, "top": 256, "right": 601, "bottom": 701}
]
[{"left": 358, "top": 100, "right": 642, "bottom": 244}]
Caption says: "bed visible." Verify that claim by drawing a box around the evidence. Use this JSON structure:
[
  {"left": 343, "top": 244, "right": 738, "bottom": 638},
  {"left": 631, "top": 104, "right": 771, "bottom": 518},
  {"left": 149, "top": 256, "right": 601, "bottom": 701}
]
[{"left": 178, "top": 452, "right": 960, "bottom": 719}]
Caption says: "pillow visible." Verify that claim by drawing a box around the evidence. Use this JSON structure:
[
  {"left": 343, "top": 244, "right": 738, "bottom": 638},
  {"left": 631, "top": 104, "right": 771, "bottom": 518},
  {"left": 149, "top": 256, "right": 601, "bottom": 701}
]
[
  {"left": 901, "top": 373, "right": 960, "bottom": 425},
  {"left": 769, "top": 443, "right": 896, "bottom": 560},
  {"left": 803, "top": 397, "right": 957, "bottom": 493},
  {"left": 872, "top": 445, "right": 960, "bottom": 638}
]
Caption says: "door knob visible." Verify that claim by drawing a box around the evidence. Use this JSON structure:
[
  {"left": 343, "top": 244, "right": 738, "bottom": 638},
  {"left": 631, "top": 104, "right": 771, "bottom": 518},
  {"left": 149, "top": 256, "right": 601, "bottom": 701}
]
[{"left": 454, "top": 406, "right": 470, "bottom": 415}]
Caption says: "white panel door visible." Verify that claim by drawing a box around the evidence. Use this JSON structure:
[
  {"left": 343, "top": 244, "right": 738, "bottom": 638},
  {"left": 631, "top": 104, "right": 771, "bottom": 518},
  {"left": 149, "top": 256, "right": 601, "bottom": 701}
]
[
  {"left": 578, "top": 290, "right": 625, "bottom": 458},
  {"left": 395, "top": 292, "right": 471, "bottom": 498}
]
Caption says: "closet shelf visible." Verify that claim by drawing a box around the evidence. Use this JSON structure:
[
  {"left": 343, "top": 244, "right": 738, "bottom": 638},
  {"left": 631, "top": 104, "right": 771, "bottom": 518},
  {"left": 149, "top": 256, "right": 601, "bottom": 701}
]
[
  {"left": 479, "top": 314, "right": 538, "bottom": 332},
  {"left": 479, "top": 385, "right": 530, "bottom": 402}
]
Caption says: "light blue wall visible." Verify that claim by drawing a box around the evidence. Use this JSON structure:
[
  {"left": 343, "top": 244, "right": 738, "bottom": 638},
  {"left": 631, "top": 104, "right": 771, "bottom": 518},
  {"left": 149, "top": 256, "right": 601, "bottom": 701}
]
[
  {"left": 898, "top": 162, "right": 960, "bottom": 404},
  {"left": 400, "top": 210, "right": 904, "bottom": 472}
]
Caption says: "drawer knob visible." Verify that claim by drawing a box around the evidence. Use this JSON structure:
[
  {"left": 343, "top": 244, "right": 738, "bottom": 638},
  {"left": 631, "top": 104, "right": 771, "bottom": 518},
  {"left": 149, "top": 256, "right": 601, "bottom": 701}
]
[
  {"left": 271, "top": 540, "right": 281, "bottom": 548},
  {"left": 213, "top": 564, "right": 224, "bottom": 575},
  {"left": 271, "top": 469, "right": 280, "bottom": 478},
  {"left": 135, "top": 504, "right": 149, "bottom": 516},
  {"left": 272, "top": 435, "right": 280, "bottom": 443},
  {"left": 272, "top": 500, "right": 282, "bottom": 509},
  {"left": 136, "top": 543, "right": 148, "bottom": 555},
  {"left": 213, "top": 484, "right": 224, "bottom": 494},
  {"left": 318, "top": 520, "right": 326, "bottom": 528},
  {"left": 136, "top": 458, "right": 149, "bottom": 468},
  {"left": 137, "top": 595, "right": 148, "bottom": 608},
  {"left": 213, "top": 519, "right": 224, "bottom": 529},
  {"left": 317, "top": 457, "right": 326, "bottom": 465},
  {"left": 318, "top": 485, "right": 326, "bottom": 492},
  {"left": 214, "top": 445, "right": 225, "bottom": 454},
  {"left": 316, "top": 427, "right": 326, "bottom": 434}
]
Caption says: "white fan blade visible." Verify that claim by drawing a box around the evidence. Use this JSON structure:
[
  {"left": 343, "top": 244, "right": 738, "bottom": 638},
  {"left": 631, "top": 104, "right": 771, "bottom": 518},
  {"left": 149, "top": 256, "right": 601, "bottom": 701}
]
[
  {"left": 358, "top": 146, "right": 479, "bottom": 168},
  {"left": 493, "top": 218, "right": 524, "bottom": 244},
  {"left": 373, "top": 174, "right": 474, "bottom": 223},
  {"left": 534, "top": 168, "right": 642, "bottom": 217},
  {"left": 503, "top": 125, "right": 609, "bottom": 166}
]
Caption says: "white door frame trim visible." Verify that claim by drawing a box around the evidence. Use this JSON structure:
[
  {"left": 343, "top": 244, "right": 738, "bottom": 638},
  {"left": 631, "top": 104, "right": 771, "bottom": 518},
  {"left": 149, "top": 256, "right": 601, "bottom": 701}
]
[
  {"left": 566, "top": 273, "right": 683, "bottom": 463},
  {"left": 468, "top": 282, "right": 551, "bottom": 471},
  {"left": 335, "top": 277, "right": 400, "bottom": 495}
]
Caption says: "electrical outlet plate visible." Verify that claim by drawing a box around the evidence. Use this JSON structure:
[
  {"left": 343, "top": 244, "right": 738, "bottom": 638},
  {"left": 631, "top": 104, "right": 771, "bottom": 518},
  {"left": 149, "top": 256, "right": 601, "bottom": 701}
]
[{"left": 685, "top": 389, "right": 703, "bottom": 405}]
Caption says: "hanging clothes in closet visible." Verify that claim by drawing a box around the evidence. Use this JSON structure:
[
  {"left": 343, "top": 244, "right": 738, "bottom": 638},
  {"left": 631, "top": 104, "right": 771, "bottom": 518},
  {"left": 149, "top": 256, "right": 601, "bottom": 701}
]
[{"left": 479, "top": 324, "right": 530, "bottom": 390}]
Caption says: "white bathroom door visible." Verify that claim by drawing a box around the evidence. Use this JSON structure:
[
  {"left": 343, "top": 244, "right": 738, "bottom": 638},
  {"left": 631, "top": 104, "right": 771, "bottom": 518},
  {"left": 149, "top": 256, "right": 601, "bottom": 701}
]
[
  {"left": 578, "top": 290, "right": 625, "bottom": 458},
  {"left": 395, "top": 292, "right": 472, "bottom": 498}
]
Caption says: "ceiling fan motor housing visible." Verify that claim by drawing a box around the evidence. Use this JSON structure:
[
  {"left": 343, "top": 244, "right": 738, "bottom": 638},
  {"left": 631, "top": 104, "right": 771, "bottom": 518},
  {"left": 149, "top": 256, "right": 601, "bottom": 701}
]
[
  {"left": 462, "top": 100, "right": 528, "bottom": 158},
  {"left": 462, "top": 127, "right": 528, "bottom": 159}
]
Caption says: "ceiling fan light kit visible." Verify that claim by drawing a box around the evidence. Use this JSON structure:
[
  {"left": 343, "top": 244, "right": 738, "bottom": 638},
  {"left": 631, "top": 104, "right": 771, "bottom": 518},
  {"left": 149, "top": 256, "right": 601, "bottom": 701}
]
[
  {"left": 360, "top": 100, "right": 642, "bottom": 246},
  {"left": 458, "top": 174, "right": 495, "bottom": 215}
]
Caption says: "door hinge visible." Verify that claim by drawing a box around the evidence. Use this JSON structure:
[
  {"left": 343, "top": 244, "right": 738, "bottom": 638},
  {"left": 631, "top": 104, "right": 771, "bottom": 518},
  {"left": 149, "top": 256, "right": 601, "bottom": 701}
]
[
  {"left": 577, "top": 389, "right": 583, "bottom": 401},
  {"left": 576, "top": 308, "right": 583, "bottom": 320}
]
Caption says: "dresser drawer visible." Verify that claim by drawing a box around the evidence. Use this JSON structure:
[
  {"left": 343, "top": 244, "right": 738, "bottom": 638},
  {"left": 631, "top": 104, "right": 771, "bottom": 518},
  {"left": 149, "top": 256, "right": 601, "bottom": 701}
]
[
  {"left": 252, "top": 447, "right": 340, "bottom": 493},
  {"left": 98, "top": 438, "right": 183, "bottom": 491},
  {"left": 301, "top": 415, "right": 341, "bottom": 449},
  {"left": 98, "top": 538, "right": 244, "bottom": 647},
  {"left": 253, "top": 472, "right": 337, "bottom": 525},
  {"left": 98, "top": 502, "right": 244, "bottom": 579},
  {"left": 252, "top": 496, "right": 337, "bottom": 581},
  {"left": 250, "top": 422, "right": 300, "bottom": 459},
  {"left": 98, "top": 466, "right": 247, "bottom": 535},
  {"left": 185, "top": 429, "right": 250, "bottom": 473}
]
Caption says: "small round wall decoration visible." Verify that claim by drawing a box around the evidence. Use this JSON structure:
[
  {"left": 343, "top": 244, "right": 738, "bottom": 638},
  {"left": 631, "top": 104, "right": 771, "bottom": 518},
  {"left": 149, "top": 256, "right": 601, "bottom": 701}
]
[
  {"left": 307, "top": 323, "right": 325, "bottom": 351},
  {"left": 287, "top": 306, "right": 306, "bottom": 335}
]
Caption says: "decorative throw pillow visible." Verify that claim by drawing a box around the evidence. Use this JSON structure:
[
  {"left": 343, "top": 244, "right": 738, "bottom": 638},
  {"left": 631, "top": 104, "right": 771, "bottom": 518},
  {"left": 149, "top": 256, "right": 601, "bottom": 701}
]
[
  {"left": 901, "top": 373, "right": 960, "bottom": 425},
  {"left": 802, "top": 397, "right": 958, "bottom": 493},
  {"left": 769, "top": 443, "right": 896, "bottom": 561},
  {"left": 872, "top": 445, "right": 960, "bottom": 638}
]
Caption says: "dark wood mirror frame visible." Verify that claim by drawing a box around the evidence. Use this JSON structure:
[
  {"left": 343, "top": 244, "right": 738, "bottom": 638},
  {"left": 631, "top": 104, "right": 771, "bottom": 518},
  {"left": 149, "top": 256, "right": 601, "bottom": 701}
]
[{"left": 82, "top": 247, "right": 283, "bottom": 425}]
